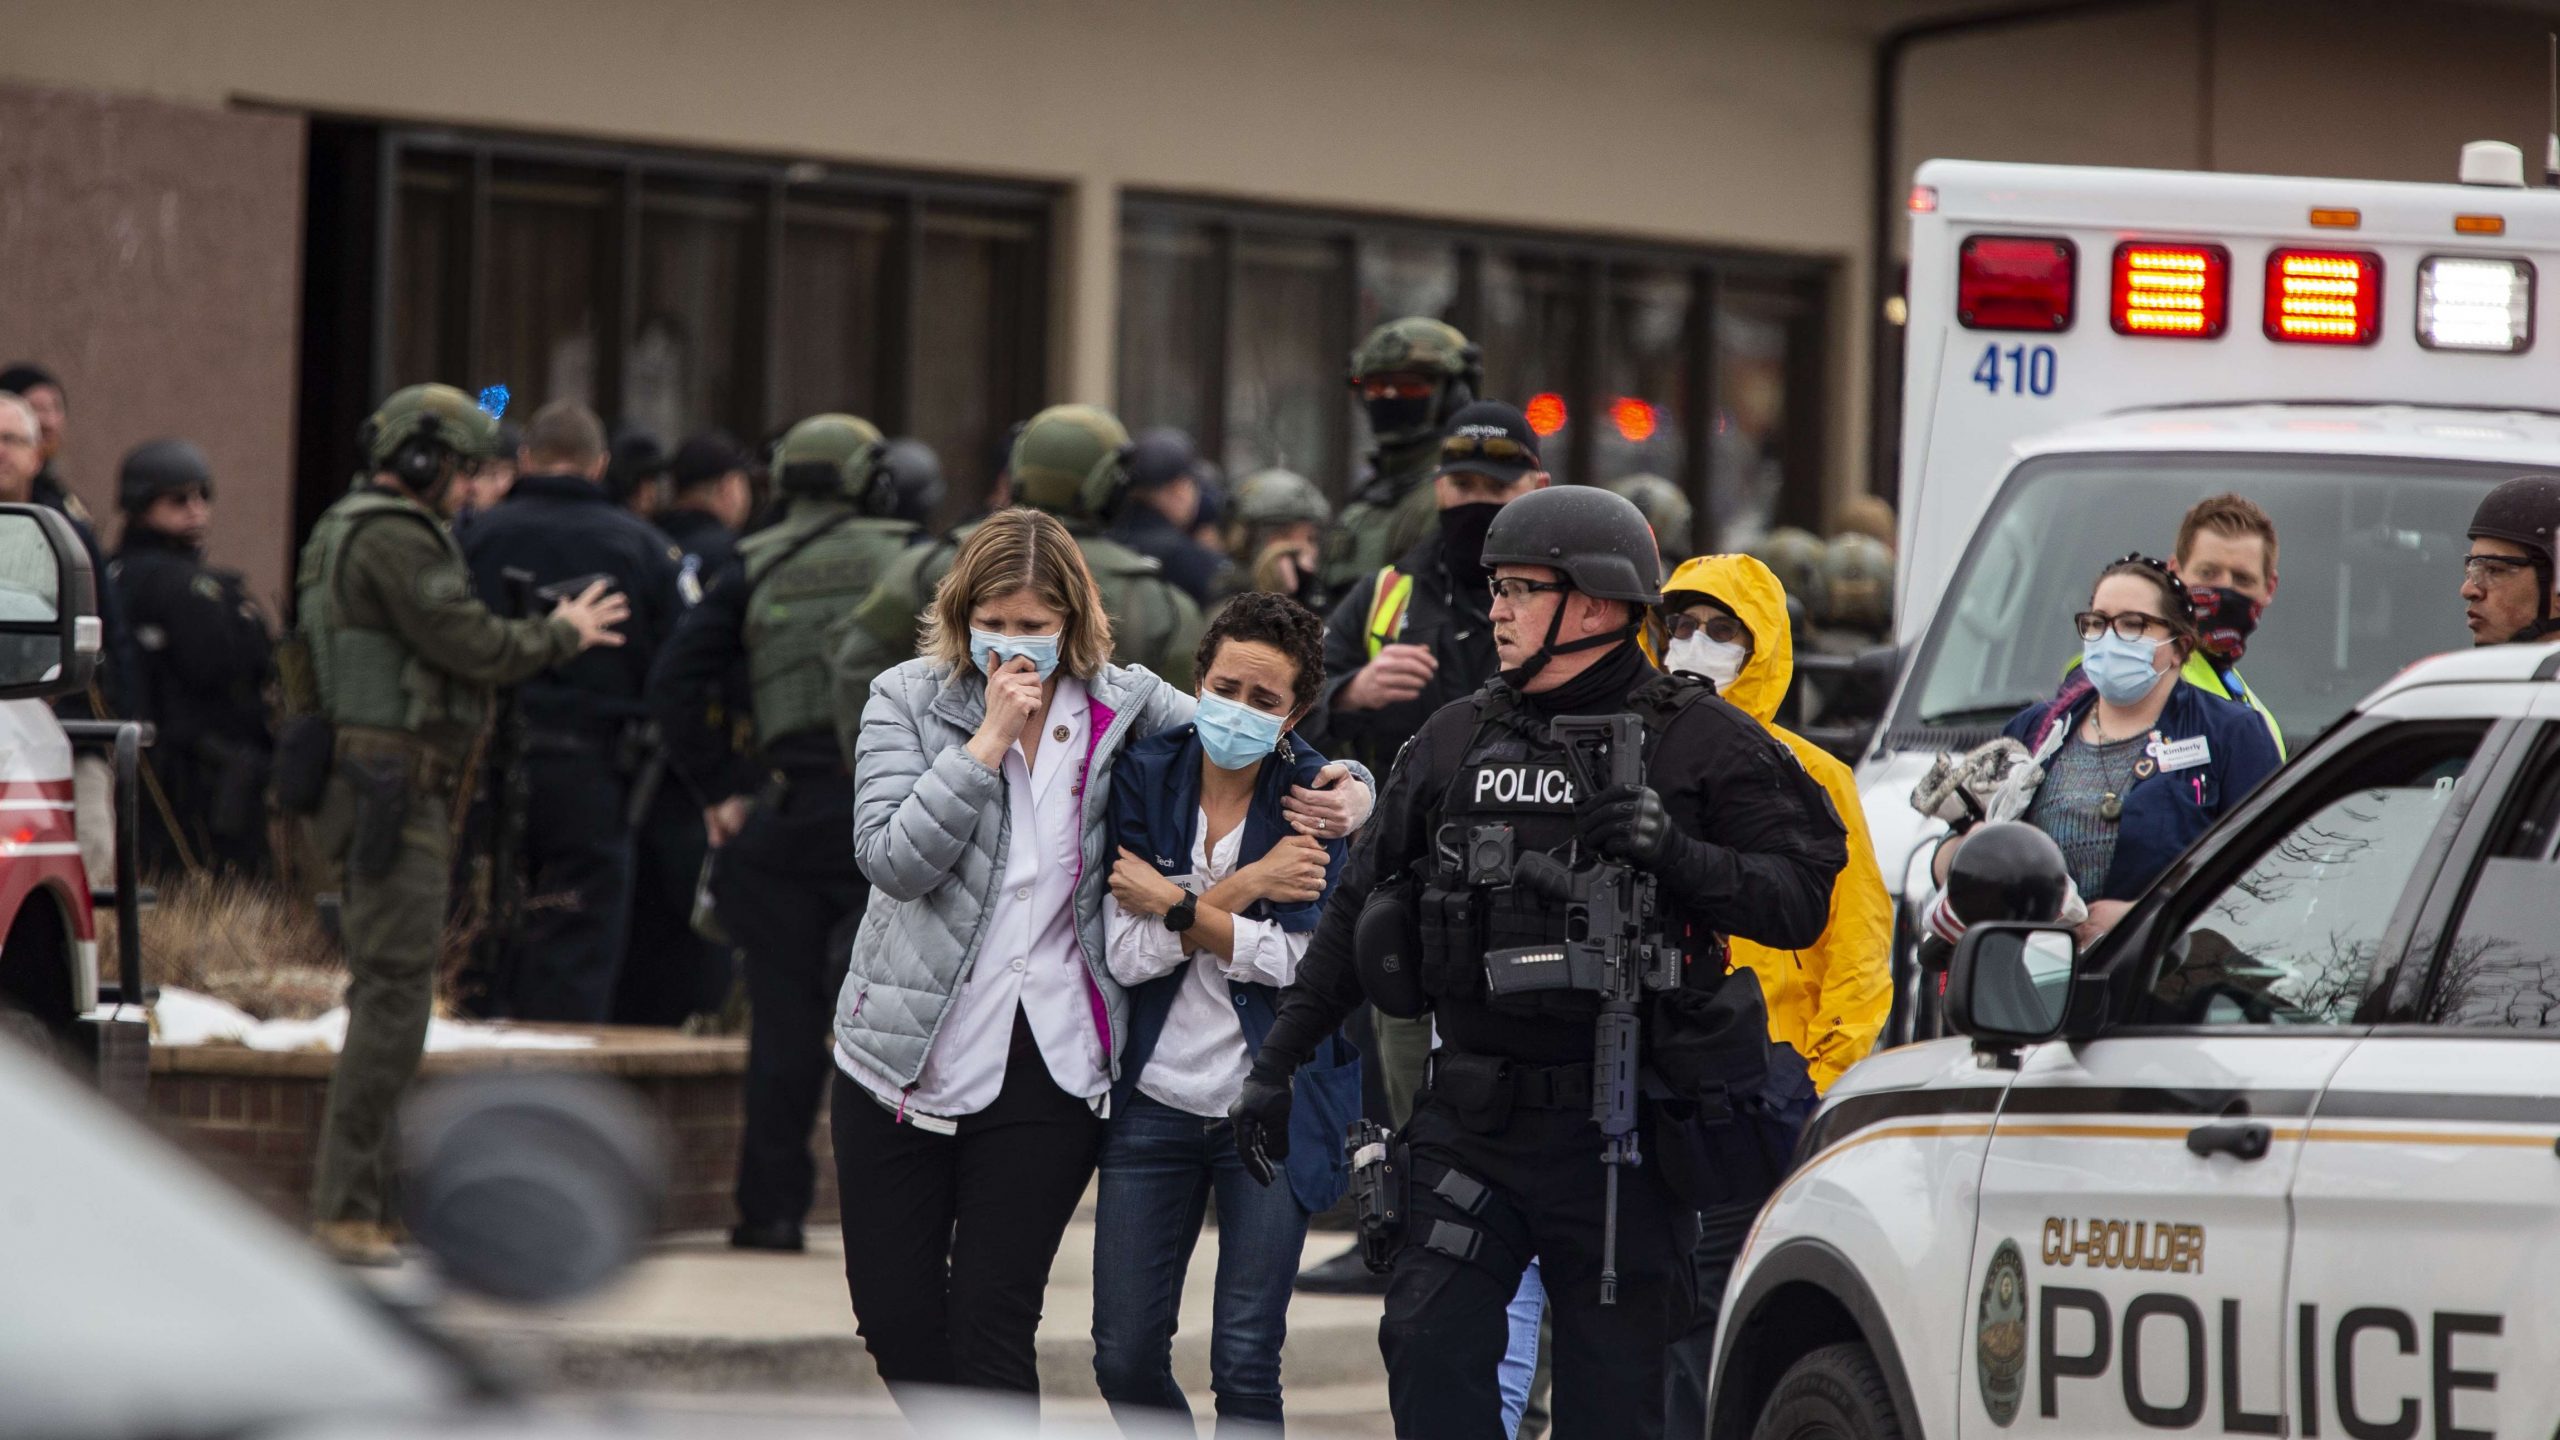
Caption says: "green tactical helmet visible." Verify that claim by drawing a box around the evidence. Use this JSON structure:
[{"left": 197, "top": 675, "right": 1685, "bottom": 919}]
[
  {"left": 359, "top": 383, "right": 502, "bottom": 476},
  {"left": 1825, "top": 531, "right": 1895, "bottom": 632},
  {"left": 1605, "top": 474, "right": 1694, "bottom": 565},
  {"left": 1751, "top": 526, "right": 1831, "bottom": 627},
  {"left": 1010, "top": 403, "right": 1132, "bottom": 521},
  {"left": 773, "top": 412, "right": 888, "bottom": 509},
  {"left": 1347, "top": 317, "right": 1482, "bottom": 448},
  {"left": 1232, "top": 467, "right": 1333, "bottom": 529}
]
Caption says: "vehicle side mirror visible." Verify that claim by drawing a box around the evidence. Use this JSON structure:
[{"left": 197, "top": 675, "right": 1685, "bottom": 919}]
[
  {"left": 1946, "top": 920, "right": 2078, "bottom": 1053},
  {"left": 0, "top": 504, "right": 98, "bottom": 701}
]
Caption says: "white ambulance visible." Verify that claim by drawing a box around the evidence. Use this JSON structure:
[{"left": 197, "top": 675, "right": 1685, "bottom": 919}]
[
  {"left": 1716, "top": 635, "right": 2560, "bottom": 1440},
  {"left": 1716, "top": 149, "right": 2560, "bottom": 1440},
  {"left": 1862, "top": 144, "right": 2560, "bottom": 1041}
]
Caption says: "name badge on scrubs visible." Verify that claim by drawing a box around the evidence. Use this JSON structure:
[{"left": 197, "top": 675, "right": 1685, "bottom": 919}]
[{"left": 2148, "top": 735, "right": 2211, "bottom": 772}]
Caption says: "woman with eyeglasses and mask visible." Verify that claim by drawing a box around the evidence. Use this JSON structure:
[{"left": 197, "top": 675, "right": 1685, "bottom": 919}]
[{"left": 1934, "top": 554, "right": 2281, "bottom": 945}]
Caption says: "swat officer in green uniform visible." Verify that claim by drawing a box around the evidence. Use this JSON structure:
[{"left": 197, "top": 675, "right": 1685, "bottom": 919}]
[
  {"left": 1319, "top": 317, "right": 1482, "bottom": 600},
  {"left": 647, "top": 413, "right": 923, "bottom": 1252},
  {"left": 289, "top": 384, "right": 629, "bottom": 1266},
  {"left": 825, "top": 403, "right": 1204, "bottom": 753}
]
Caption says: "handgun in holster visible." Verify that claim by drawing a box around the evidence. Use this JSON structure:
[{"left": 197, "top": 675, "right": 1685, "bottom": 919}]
[{"left": 1348, "top": 1119, "right": 1408, "bottom": 1274}]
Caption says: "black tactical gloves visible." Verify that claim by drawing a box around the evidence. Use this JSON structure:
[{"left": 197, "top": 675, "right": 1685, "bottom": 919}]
[{"left": 1229, "top": 1056, "right": 1297, "bottom": 1187}]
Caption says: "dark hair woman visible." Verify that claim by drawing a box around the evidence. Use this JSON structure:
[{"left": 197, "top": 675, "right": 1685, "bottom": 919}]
[{"left": 1091, "top": 591, "right": 1363, "bottom": 1431}]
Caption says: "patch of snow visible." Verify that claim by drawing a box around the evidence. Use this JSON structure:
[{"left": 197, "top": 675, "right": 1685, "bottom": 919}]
[{"left": 138, "top": 986, "right": 594, "bottom": 1053}]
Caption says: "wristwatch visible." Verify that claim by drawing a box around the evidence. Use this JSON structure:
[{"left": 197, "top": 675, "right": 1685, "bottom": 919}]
[{"left": 1162, "top": 893, "right": 1199, "bottom": 932}]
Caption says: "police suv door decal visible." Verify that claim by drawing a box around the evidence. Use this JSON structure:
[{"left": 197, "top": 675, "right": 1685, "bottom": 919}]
[
  {"left": 2288, "top": 1037, "right": 2559, "bottom": 1440},
  {"left": 1963, "top": 1036, "right": 2358, "bottom": 1438}
]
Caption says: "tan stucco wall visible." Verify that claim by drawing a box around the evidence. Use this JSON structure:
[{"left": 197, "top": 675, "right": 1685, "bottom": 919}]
[
  {"left": 0, "top": 0, "right": 1885, "bottom": 518},
  {"left": 0, "top": 83, "right": 302, "bottom": 611},
  {"left": 1897, "top": 0, "right": 2553, "bottom": 248}
]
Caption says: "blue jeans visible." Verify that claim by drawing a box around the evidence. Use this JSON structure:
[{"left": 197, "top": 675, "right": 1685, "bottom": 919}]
[
  {"left": 1091, "top": 1092, "right": 1312, "bottom": 1432},
  {"left": 1498, "top": 1260, "right": 1546, "bottom": 1439}
]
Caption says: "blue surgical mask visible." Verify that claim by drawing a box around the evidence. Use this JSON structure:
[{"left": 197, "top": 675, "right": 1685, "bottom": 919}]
[
  {"left": 1195, "top": 692, "right": 1287, "bottom": 771},
  {"left": 2082, "top": 631, "right": 2166, "bottom": 706},
  {"left": 970, "top": 628, "right": 1062, "bottom": 681}
]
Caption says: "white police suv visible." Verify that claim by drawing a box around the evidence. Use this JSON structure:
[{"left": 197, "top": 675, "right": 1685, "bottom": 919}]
[{"left": 1715, "top": 639, "right": 2560, "bottom": 1440}]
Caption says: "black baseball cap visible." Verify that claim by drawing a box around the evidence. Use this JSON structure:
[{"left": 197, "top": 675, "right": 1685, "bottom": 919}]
[
  {"left": 1433, "top": 401, "right": 1543, "bottom": 484},
  {"left": 669, "top": 431, "right": 748, "bottom": 491}
]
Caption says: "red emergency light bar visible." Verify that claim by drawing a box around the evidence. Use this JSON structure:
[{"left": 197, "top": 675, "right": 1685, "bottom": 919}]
[
  {"left": 2111, "top": 242, "right": 2228, "bottom": 338},
  {"left": 2265, "top": 248, "right": 2381, "bottom": 345},
  {"left": 1958, "top": 235, "right": 2075, "bottom": 332}
]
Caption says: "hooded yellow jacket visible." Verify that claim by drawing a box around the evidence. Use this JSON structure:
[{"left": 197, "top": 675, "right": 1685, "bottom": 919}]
[{"left": 1659, "top": 553, "right": 1892, "bottom": 1091}]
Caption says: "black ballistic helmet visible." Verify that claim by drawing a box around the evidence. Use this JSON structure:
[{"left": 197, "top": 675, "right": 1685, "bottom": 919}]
[
  {"left": 1946, "top": 822, "right": 2073, "bottom": 926},
  {"left": 117, "top": 438, "right": 213, "bottom": 513},
  {"left": 2468, "top": 475, "right": 2560, "bottom": 616},
  {"left": 1479, "top": 484, "right": 1664, "bottom": 605}
]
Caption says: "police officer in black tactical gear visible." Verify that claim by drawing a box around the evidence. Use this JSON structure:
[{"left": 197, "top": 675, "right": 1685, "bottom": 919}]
[
  {"left": 647, "top": 412, "right": 919, "bottom": 1253},
  {"left": 459, "top": 400, "right": 684, "bottom": 1022},
  {"left": 110, "top": 438, "right": 276, "bottom": 878},
  {"left": 613, "top": 430, "right": 757, "bottom": 1027},
  {"left": 1231, "top": 485, "right": 1848, "bottom": 1440}
]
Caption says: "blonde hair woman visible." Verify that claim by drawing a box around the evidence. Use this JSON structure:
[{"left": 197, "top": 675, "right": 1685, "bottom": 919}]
[{"left": 829, "top": 506, "right": 1371, "bottom": 1411}]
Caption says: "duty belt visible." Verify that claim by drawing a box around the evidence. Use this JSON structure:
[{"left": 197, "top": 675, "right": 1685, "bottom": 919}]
[{"left": 1429, "top": 1052, "right": 1593, "bottom": 1110}]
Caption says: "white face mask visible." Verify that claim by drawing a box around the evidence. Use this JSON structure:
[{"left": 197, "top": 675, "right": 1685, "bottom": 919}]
[{"left": 1666, "top": 633, "right": 1748, "bottom": 691}]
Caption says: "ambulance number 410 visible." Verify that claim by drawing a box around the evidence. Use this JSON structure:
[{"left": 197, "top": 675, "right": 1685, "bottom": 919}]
[{"left": 1973, "top": 343, "right": 2057, "bottom": 397}]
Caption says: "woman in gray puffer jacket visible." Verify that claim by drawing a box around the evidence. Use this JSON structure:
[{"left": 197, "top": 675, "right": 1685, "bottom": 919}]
[{"left": 830, "top": 507, "right": 1371, "bottom": 1408}]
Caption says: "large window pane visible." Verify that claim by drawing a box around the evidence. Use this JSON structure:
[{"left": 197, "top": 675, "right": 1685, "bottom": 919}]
[
  {"left": 775, "top": 201, "right": 893, "bottom": 429},
  {"left": 1357, "top": 236, "right": 1459, "bottom": 335},
  {"left": 1117, "top": 215, "right": 1219, "bottom": 446},
  {"left": 917, "top": 205, "right": 1043, "bottom": 524},
  {"left": 1227, "top": 232, "right": 1348, "bottom": 488},
  {"left": 1596, "top": 265, "right": 1691, "bottom": 488},
  {"left": 631, "top": 185, "right": 753, "bottom": 441},
  {"left": 389, "top": 164, "right": 459, "bottom": 389},
  {"left": 1710, "top": 289, "right": 1793, "bottom": 549},
  {"left": 484, "top": 167, "right": 608, "bottom": 414},
  {"left": 1477, "top": 252, "right": 1583, "bottom": 484}
]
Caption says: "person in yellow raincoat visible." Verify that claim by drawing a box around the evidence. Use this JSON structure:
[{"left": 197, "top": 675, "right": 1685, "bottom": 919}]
[
  {"left": 1656, "top": 552, "right": 1890, "bottom": 1089},
  {"left": 1657, "top": 550, "right": 1893, "bottom": 1437}
]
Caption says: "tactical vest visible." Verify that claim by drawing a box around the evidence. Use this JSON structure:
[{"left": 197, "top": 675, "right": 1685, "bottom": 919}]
[
  {"left": 1077, "top": 531, "right": 1197, "bottom": 686},
  {"left": 1321, "top": 442, "right": 1438, "bottom": 595},
  {"left": 1413, "top": 674, "right": 1716, "bottom": 1019},
  {"left": 296, "top": 490, "right": 483, "bottom": 737},
  {"left": 739, "top": 503, "right": 917, "bottom": 746},
  {"left": 1362, "top": 565, "right": 1417, "bottom": 658}
]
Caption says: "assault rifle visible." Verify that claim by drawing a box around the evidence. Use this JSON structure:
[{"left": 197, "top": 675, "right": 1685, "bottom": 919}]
[
  {"left": 467, "top": 569, "right": 539, "bottom": 998},
  {"left": 1482, "top": 713, "right": 1679, "bottom": 1305}
]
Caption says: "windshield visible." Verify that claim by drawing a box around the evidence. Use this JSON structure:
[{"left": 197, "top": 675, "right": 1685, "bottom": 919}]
[{"left": 1896, "top": 451, "right": 2492, "bottom": 742}]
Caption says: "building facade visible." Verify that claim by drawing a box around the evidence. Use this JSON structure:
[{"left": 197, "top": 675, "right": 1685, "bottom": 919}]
[{"left": 0, "top": 0, "right": 2549, "bottom": 605}]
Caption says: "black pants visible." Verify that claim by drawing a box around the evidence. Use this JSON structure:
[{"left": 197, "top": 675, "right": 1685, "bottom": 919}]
[
  {"left": 501, "top": 747, "right": 633, "bottom": 1023},
  {"left": 831, "top": 1009, "right": 1102, "bottom": 1404},
  {"left": 711, "top": 769, "right": 865, "bottom": 1228},
  {"left": 613, "top": 780, "right": 731, "bottom": 1025},
  {"left": 1382, "top": 1089, "right": 1686, "bottom": 1440},
  {"left": 1662, "top": 1200, "right": 1760, "bottom": 1438}
]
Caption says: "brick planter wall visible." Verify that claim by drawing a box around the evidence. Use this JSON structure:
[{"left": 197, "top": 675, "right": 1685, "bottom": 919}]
[{"left": 148, "top": 1026, "right": 836, "bottom": 1234}]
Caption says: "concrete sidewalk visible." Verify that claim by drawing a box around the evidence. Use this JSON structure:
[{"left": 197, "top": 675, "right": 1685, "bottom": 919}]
[{"left": 431, "top": 1219, "right": 1390, "bottom": 1417}]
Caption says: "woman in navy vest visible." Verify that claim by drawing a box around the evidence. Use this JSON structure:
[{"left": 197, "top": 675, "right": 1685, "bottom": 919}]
[{"left": 1095, "top": 591, "right": 1364, "bottom": 1432}]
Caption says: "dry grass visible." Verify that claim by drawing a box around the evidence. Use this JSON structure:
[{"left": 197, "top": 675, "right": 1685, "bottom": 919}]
[{"left": 98, "top": 871, "right": 347, "bottom": 1021}]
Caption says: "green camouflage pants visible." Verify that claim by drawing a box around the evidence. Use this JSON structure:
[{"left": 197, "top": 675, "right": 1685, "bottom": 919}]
[{"left": 305, "top": 764, "right": 450, "bottom": 1225}]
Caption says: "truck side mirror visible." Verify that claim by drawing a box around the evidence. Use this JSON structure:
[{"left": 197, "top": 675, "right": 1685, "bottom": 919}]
[
  {"left": 0, "top": 504, "right": 99, "bottom": 701},
  {"left": 1946, "top": 921, "right": 2078, "bottom": 1052}
]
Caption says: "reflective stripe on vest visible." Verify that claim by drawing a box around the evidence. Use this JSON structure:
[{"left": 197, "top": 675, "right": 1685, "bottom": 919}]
[{"left": 1363, "top": 566, "right": 1415, "bottom": 659}]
